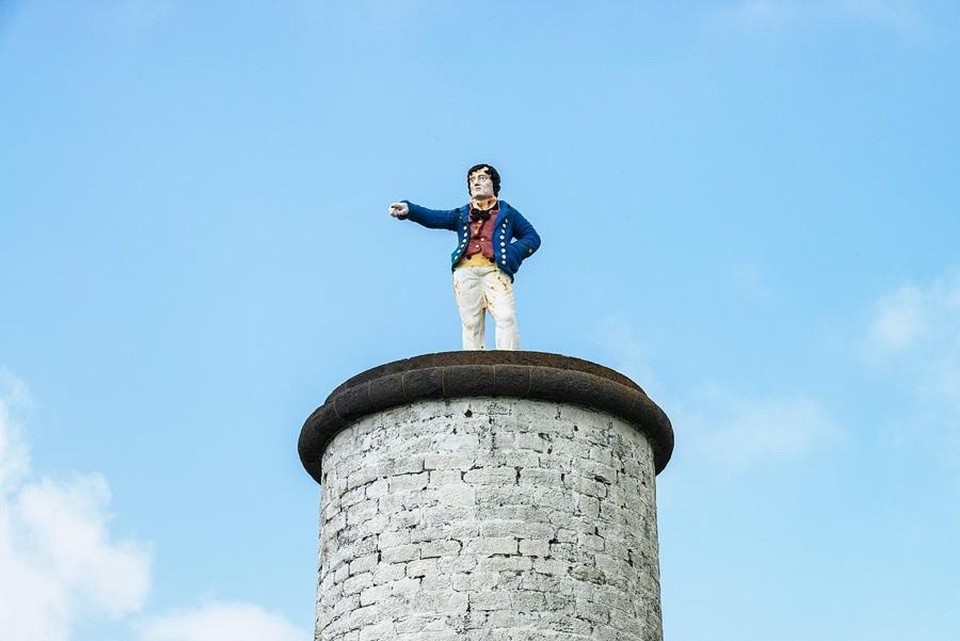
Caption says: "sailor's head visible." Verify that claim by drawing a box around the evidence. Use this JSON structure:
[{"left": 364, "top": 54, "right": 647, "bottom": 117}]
[{"left": 467, "top": 164, "right": 501, "bottom": 199}]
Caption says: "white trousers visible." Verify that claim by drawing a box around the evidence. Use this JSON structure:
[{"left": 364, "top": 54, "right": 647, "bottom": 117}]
[{"left": 452, "top": 265, "right": 520, "bottom": 351}]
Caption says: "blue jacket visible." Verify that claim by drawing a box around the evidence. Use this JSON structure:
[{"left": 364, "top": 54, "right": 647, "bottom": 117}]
[{"left": 402, "top": 200, "right": 541, "bottom": 280}]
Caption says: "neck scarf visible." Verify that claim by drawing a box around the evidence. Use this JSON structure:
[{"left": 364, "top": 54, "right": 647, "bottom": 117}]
[{"left": 470, "top": 207, "right": 492, "bottom": 222}]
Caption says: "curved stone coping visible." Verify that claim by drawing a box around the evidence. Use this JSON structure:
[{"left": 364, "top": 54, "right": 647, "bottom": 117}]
[{"left": 299, "top": 351, "right": 674, "bottom": 484}]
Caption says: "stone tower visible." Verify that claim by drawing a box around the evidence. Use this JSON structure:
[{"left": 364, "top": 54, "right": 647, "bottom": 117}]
[{"left": 298, "top": 351, "right": 673, "bottom": 641}]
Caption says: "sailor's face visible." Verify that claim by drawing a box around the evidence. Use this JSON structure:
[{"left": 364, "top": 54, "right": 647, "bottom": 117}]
[{"left": 469, "top": 169, "right": 495, "bottom": 199}]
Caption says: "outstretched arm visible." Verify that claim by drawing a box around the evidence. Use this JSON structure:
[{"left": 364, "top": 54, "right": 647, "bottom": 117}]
[{"left": 387, "top": 200, "right": 459, "bottom": 231}]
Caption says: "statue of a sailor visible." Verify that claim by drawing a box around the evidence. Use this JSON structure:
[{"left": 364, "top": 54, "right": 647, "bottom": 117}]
[{"left": 389, "top": 164, "right": 540, "bottom": 350}]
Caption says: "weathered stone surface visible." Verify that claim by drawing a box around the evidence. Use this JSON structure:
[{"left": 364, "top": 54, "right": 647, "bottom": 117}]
[{"left": 312, "top": 397, "right": 664, "bottom": 641}]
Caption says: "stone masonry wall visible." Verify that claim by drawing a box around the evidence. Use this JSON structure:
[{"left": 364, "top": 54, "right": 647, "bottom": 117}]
[{"left": 315, "top": 397, "right": 662, "bottom": 641}]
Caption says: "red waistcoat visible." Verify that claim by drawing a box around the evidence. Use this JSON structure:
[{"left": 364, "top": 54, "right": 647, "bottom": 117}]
[{"left": 465, "top": 207, "right": 498, "bottom": 260}]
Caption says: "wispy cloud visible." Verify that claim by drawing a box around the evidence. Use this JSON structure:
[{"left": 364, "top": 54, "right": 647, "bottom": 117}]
[
  {"left": 0, "top": 370, "right": 30, "bottom": 486},
  {"left": 140, "top": 603, "right": 309, "bottom": 641},
  {"left": 867, "top": 283, "right": 930, "bottom": 353},
  {"left": 595, "top": 320, "right": 842, "bottom": 473},
  {"left": 0, "top": 374, "right": 151, "bottom": 641},
  {"left": 0, "top": 371, "right": 309, "bottom": 641},
  {"left": 867, "top": 270, "right": 960, "bottom": 360},
  {"left": 678, "top": 389, "right": 843, "bottom": 470},
  {"left": 865, "top": 268, "right": 960, "bottom": 470}
]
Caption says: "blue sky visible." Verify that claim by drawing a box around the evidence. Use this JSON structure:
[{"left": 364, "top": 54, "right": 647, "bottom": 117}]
[{"left": 1, "top": 1, "right": 958, "bottom": 639}]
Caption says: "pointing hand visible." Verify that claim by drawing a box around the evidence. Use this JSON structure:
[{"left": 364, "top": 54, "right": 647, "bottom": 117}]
[{"left": 388, "top": 202, "right": 409, "bottom": 218}]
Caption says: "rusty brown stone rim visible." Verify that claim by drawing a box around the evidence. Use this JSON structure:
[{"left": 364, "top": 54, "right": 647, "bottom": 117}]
[{"left": 298, "top": 351, "right": 674, "bottom": 484}]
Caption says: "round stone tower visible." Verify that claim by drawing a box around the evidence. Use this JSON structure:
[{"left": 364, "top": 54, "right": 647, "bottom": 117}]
[{"left": 298, "top": 351, "right": 673, "bottom": 641}]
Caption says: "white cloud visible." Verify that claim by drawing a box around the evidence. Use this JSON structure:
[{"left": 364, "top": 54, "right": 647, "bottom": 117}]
[
  {"left": 867, "top": 284, "right": 928, "bottom": 353},
  {"left": 0, "top": 371, "right": 310, "bottom": 641},
  {"left": 679, "top": 390, "right": 843, "bottom": 470},
  {"left": 865, "top": 268, "right": 960, "bottom": 472},
  {"left": 16, "top": 476, "right": 151, "bottom": 615},
  {"left": 594, "top": 321, "right": 841, "bottom": 472},
  {"left": 0, "top": 375, "right": 151, "bottom": 641},
  {"left": 866, "top": 269, "right": 960, "bottom": 362},
  {"left": 0, "top": 372, "right": 30, "bottom": 486},
  {"left": 140, "top": 603, "right": 310, "bottom": 641}
]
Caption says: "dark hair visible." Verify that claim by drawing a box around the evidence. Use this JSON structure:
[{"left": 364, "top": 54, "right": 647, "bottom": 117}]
[{"left": 466, "top": 164, "right": 501, "bottom": 196}]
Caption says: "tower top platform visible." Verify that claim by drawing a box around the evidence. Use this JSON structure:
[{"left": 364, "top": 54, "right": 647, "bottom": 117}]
[{"left": 298, "top": 351, "right": 674, "bottom": 483}]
